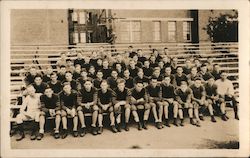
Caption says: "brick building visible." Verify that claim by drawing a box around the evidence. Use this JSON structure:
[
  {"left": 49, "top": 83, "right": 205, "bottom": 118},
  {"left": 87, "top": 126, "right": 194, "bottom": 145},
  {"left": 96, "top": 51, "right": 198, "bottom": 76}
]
[{"left": 10, "top": 9, "right": 238, "bottom": 45}]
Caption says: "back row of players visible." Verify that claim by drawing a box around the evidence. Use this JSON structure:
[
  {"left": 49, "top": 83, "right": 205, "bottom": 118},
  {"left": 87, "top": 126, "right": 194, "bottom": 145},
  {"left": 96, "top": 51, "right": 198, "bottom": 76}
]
[{"left": 15, "top": 47, "right": 239, "bottom": 141}]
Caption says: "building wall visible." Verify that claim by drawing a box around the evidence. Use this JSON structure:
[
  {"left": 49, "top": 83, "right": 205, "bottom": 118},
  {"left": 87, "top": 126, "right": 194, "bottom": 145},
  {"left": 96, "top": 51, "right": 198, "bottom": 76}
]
[
  {"left": 11, "top": 9, "right": 68, "bottom": 45},
  {"left": 111, "top": 10, "right": 193, "bottom": 44},
  {"left": 198, "top": 10, "right": 237, "bottom": 42}
]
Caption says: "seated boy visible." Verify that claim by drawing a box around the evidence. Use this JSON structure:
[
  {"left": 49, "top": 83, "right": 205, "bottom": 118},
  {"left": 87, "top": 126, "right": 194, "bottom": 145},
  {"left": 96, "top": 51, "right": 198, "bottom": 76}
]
[
  {"left": 112, "top": 79, "right": 131, "bottom": 132},
  {"left": 60, "top": 83, "right": 79, "bottom": 139},
  {"left": 175, "top": 81, "right": 195, "bottom": 126},
  {"left": 190, "top": 78, "right": 206, "bottom": 127},
  {"left": 161, "top": 76, "right": 179, "bottom": 127},
  {"left": 77, "top": 80, "right": 99, "bottom": 136},
  {"left": 15, "top": 85, "right": 41, "bottom": 141},
  {"left": 97, "top": 80, "right": 117, "bottom": 134},
  {"left": 37, "top": 87, "right": 61, "bottom": 140},
  {"left": 131, "top": 81, "right": 151, "bottom": 130},
  {"left": 147, "top": 78, "right": 163, "bottom": 129}
]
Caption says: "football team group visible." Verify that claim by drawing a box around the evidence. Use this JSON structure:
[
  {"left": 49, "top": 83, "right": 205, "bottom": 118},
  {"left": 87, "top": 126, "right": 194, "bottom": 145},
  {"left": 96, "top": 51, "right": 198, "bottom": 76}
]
[{"left": 12, "top": 46, "right": 239, "bottom": 141}]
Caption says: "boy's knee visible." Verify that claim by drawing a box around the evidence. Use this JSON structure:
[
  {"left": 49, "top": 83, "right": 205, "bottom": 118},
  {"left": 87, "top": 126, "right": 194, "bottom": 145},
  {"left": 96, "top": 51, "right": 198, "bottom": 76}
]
[
  {"left": 109, "top": 106, "right": 114, "bottom": 112},
  {"left": 124, "top": 104, "right": 131, "bottom": 109},
  {"left": 145, "top": 103, "right": 151, "bottom": 110},
  {"left": 61, "top": 110, "right": 67, "bottom": 117},
  {"left": 131, "top": 105, "right": 137, "bottom": 111},
  {"left": 92, "top": 105, "right": 99, "bottom": 111}
]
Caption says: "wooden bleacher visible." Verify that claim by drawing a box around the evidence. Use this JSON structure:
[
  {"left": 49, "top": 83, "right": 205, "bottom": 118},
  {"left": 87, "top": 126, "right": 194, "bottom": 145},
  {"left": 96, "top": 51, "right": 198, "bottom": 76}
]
[{"left": 10, "top": 42, "right": 239, "bottom": 122}]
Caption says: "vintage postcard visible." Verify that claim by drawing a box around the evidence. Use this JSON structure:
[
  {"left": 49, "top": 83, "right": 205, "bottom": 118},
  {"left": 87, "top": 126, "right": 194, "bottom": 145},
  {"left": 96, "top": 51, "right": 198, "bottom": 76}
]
[{"left": 1, "top": 0, "right": 249, "bottom": 157}]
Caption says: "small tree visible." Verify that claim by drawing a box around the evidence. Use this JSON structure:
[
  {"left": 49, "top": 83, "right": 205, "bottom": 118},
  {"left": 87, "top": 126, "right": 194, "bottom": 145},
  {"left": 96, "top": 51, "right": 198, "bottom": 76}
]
[{"left": 204, "top": 11, "right": 238, "bottom": 42}]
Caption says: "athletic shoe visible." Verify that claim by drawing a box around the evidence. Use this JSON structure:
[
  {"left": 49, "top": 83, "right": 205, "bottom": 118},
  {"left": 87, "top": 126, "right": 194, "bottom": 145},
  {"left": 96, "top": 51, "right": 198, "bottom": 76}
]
[
  {"left": 30, "top": 131, "right": 37, "bottom": 140},
  {"left": 235, "top": 114, "right": 239, "bottom": 120},
  {"left": 165, "top": 119, "right": 170, "bottom": 127},
  {"left": 111, "top": 125, "right": 118, "bottom": 133},
  {"left": 116, "top": 124, "right": 122, "bottom": 132},
  {"left": 142, "top": 121, "right": 148, "bottom": 130},
  {"left": 124, "top": 123, "right": 129, "bottom": 131},
  {"left": 73, "top": 131, "right": 78, "bottom": 137},
  {"left": 156, "top": 122, "right": 161, "bottom": 129},
  {"left": 54, "top": 132, "right": 60, "bottom": 139},
  {"left": 199, "top": 115, "right": 204, "bottom": 121},
  {"left": 221, "top": 115, "right": 227, "bottom": 121},
  {"left": 61, "top": 129, "right": 68, "bottom": 139},
  {"left": 190, "top": 118, "right": 196, "bottom": 125},
  {"left": 180, "top": 119, "right": 184, "bottom": 127},
  {"left": 92, "top": 127, "right": 98, "bottom": 135},
  {"left": 16, "top": 132, "right": 25, "bottom": 141},
  {"left": 98, "top": 127, "right": 103, "bottom": 134},
  {"left": 211, "top": 116, "right": 217, "bottom": 123},
  {"left": 137, "top": 122, "right": 142, "bottom": 130},
  {"left": 79, "top": 128, "right": 86, "bottom": 137},
  {"left": 173, "top": 118, "right": 179, "bottom": 127},
  {"left": 36, "top": 133, "right": 44, "bottom": 140}
]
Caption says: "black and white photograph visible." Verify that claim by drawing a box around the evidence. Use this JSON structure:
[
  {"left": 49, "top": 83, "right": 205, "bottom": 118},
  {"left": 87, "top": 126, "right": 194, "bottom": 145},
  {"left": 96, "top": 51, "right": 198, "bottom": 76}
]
[{"left": 1, "top": 0, "right": 249, "bottom": 157}]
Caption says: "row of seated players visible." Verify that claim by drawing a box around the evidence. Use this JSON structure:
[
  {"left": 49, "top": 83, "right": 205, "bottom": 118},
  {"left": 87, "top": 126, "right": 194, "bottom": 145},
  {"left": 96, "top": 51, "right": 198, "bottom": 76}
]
[{"left": 14, "top": 69, "right": 238, "bottom": 141}]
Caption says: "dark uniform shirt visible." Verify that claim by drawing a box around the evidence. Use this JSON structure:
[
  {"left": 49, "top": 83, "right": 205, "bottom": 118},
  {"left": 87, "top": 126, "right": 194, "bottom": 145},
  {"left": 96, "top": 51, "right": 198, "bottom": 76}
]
[
  {"left": 175, "top": 88, "right": 192, "bottom": 102},
  {"left": 113, "top": 88, "right": 130, "bottom": 101},
  {"left": 98, "top": 89, "right": 113, "bottom": 104},
  {"left": 161, "top": 84, "right": 175, "bottom": 99},
  {"left": 143, "top": 67, "right": 153, "bottom": 78},
  {"left": 125, "top": 77, "right": 134, "bottom": 89},
  {"left": 40, "top": 94, "right": 60, "bottom": 111},
  {"left": 146, "top": 85, "right": 161, "bottom": 97},
  {"left": 131, "top": 88, "right": 146, "bottom": 100},
  {"left": 175, "top": 74, "right": 188, "bottom": 87},
  {"left": 48, "top": 81, "right": 62, "bottom": 94},
  {"left": 190, "top": 85, "right": 205, "bottom": 99},
  {"left": 204, "top": 83, "right": 218, "bottom": 97},
  {"left": 78, "top": 87, "right": 97, "bottom": 103},
  {"left": 59, "top": 90, "right": 78, "bottom": 109},
  {"left": 32, "top": 82, "right": 48, "bottom": 93},
  {"left": 101, "top": 68, "right": 112, "bottom": 79}
]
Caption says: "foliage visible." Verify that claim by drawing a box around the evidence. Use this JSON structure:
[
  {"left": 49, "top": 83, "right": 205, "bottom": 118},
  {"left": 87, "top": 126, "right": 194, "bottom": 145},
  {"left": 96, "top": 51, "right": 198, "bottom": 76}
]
[{"left": 204, "top": 11, "right": 238, "bottom": 42}]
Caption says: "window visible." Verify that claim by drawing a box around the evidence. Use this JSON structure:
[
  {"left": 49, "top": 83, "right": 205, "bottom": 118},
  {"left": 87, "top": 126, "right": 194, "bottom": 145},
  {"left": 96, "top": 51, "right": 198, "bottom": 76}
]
[
  {"left": 73, "top": 32, "right": 79, "bottom": 44},
  {"left": 168, "top": 21, "right": 176, "bottom": 42},
  {"left": 131, "top": 21, "right": 141, "bottom": 42},
  {"left": 120, "top": 21, "right": 141, "bottom": 42},
  {"left": 80, "top": 32, "right": 86, "bottom": 43},
  {"left": 79, "top": 12, "right": 86, "bottom": 24},
  {"left": 72, "top": 11, "right": 78, "bottom": 22},
  {"left": 153, "top": 21, "right": 161, "bottom": 41},
  {"left": 183, "top": 21, "right": 191, "bottom": 41}
]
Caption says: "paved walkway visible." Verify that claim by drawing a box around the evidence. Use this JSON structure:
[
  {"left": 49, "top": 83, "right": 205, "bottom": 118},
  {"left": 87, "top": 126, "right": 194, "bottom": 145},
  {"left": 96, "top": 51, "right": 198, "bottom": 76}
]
[{"left": 11, "top": 110, "right": 239, "bottom": 149}]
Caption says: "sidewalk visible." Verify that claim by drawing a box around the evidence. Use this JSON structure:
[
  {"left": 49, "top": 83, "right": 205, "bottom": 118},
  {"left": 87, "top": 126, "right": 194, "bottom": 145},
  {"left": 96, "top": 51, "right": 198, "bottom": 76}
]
[{"left": 11, "top": 110, "right": 239, "bottom": 149}]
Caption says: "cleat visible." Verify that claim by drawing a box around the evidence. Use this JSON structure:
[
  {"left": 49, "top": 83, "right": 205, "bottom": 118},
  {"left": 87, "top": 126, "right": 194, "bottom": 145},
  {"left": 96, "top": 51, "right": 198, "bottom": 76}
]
[
  {"left": 111, "top": 125, "right": 118, "bottom": 133},
  {"left": 137, "top": 122, "right": 142, "bottom": 130},
  {"left": 61, "top": 129, "right": 68, "bottom": 139},
  {"left": 97, "top": 127, "right": 103, "bottom": 134},
  {"left": 211, "top": 116, "right": 217, "bottom": 123},
  {"left": 79, "top": 128, "right": 86, "bottom": 137},
  {"left": 124, "top": 123, "right": 129, "bottom": 131},
  {"left": 36, "top": 133, "right": 44, "bottom": 140},
  {"left": 54, "top": 132, "right": 60, "bottom": 139},
  {"left": 16, "top": 132, "right": 25, "bottom": 141}
]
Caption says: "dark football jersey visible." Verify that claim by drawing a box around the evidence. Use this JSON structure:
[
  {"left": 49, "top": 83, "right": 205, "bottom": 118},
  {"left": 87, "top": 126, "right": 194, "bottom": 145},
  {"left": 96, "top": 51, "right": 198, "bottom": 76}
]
[
  {"left": 175, "top": 88, "right": 192, "bottom": 102},
  {"left": 131, "top": 88, "right": 146, "bottom": 100},
  {"left": 175, "top": 74, "right": 188, "bottom": 87},
  {"left": 59, "top": 90, "right": 78, "bottom": 109},
  {"left": 32, "top": 82, "right": 48, "bottom": 93},
  {"left": 98, "top": 89, "right": 113, "bottom": 104},
  {"left": 48, "top": 81, "right": 62, "bottom": 94},
  {"left": 146, "top": 85, "right": 161, "bottom": 97},
  {"left": 161, "top": 84, "right": 175, "bottom": 99},
  {"left": 79, "top": 87, "right": 97, "bottom": 103},
  {"left": 113, "top": 88, "right": 130, "bottom": 101},
  {"left": 190, "top": 85, "right": 205, "bottom": 99},
  {"left": 204, "top": 83, "right": 218, "bottom": 97}
]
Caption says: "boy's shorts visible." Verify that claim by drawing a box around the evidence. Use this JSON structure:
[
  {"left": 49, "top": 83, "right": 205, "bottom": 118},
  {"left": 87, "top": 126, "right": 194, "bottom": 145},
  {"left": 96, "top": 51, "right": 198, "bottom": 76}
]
[
  {"left": 98, "top": 104, "right": 114, "bottom": 114},
  {"left": 16, "top": 111, "right": 40, "bottom": 123},
  {"left": 131, "top": 103, "right": 151, "bottom": 111},
  {"left": 77, "top": 104, "right": 98, "bottom": 113},
  {"left": 40, "top": 110, "right": 61, "bottom": 117},
  {"left": 61, "top": 108, "right": 77, "bottom": 117}
]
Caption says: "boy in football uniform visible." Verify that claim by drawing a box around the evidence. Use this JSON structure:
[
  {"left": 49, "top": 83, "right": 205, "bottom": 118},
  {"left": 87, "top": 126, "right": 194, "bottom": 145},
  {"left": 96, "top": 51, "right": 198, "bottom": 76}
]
[
  {"left": 183, "top": 59, "right": 192, "bottom": 75},
  {"left": 161, "top": 76, "right": 179, "bottom": 127},
  {"left": 37, "top": 87, "right": 61, "bottom": 140},
  {"left": 93, "top": 70, "right": 104, "bottom": 89},
  {"left": 151, "top": 67, "right": 163, "bottom": 82},
  {"left": 211, "top": 64, "right": 221, "bottom": 80},
  {"left": 112, "top": 79, "right": 131, "bottom": 131},
  {"left": 123, "top": 69, "right": 134, "bottom": 89},
  {"left": 42, "top": 66, "right": 53, "bottom": 83},
  {"left": 97, "top": 80, "right": 117, "bottom": 134},
  {"left": 128, "top": 60, "right": 139, "bottom": 78},
  {"left": 204, "top": 76, "right": 224, "bottom": 122},
  {"left": 190, "top": 78, "right": 206, "bottom": 127},
  {"left": 174, "top": 66, "right": 188, "bottom": 87},
  {"left": 171, "top": 57, "right": 178, "bottom": 74},
  {"left": 187, "top": 67, "right": 199, "bottom": 86},
  {"left": 24, "top": 66, "right": 39, "bottom": 85},
  {"left": 47, "top": 72, "right": 62, "bottom": 94},
  {"left": 62, "top": 71, "right": 78, "bottom": 90},
  {"left": 88, "top": 66, "right": 96, "bottom": 79},
  {"left": 175, "top": 81, "right": 195, "bottom": 126},
  {"left": 57, "top": 65, "right": 67, "bottom": 82},
  {"left": 60, "top": 83, "right": 79, "bottom": 139},
  {"left": 32, "top": 75, "right": 48, "bottom": 94},
  {"left": 15, "top": 85, "right": 41, "bottom": 141},
  {"left": 162, "top": 66, "right": 175, "bottom": 85},
  {"left": 147, "top": 78, "right": 163, "bottom": 129},
  {"left": 143, "top": 60, "right": 153, "bottom": 78},
  {"left": 149, "top": 55, "right": 158, "bottom": 68},
  {"left": 77, "top": 69, "right": 92, "bottom": 90},
  {"left": 134, "top": 68, "right": 149, "bottom": 87},
  {"left": 101, "top": 59, "right": 112, "bottom": 79},
  {"left": 74, "top": 51, "right": 85, "bottom": 68},
  {"left": 77, "top": 80, "right": 99, "bottom": 136},
  {"left": 198, "top": 64, "right": 213, "bottom": 82},
  {"left": 72, "top": 64, "right": 82, "bottom": 80},
  {"left": 131, "top": 81, "right": 150, "bottom": 130},
  {"left": 107, "top": 70, "right": 120, "bottom": 90}
]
